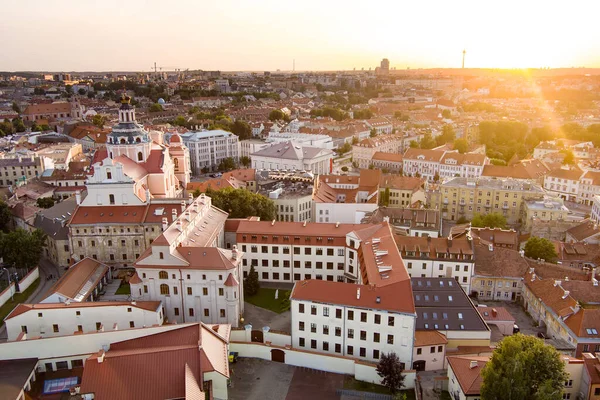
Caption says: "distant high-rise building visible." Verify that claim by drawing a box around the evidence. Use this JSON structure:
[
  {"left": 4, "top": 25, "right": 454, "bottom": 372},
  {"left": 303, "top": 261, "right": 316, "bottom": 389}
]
[{"left": 381, "top": 58, "right": 390, "bottom": 71}]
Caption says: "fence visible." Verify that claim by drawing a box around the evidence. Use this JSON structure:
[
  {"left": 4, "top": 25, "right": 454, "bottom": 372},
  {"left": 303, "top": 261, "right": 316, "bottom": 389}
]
[
  {"left": 0, "top": 267, "right": 39, "bottom": 309},
  {"left": 230, "top": 324, "right": 416, "bottom": 390}
]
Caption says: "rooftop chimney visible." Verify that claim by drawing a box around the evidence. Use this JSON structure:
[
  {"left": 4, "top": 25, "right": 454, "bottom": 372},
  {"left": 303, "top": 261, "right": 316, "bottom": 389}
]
[
  {"left": 162, "top": 217, "right": 169, "bottom": 231},
  {"left": 172, "top": 209, "right": 178, "bottom": 222},
  {"left": 180, "top": 200, "right": 186, "bottom": 212},
  {"left": 176, "top": 220, "right": 182, "bottom": 232},
  {"left": 232, "top": 245, "right": 238, "bottom": 260},
  {"left": 491, "top": 308, "right": 497, "bottom": 317},
  {"left": 97, "top": 350, "right": 105, "bottom": 363},
  {"left": 75, "top": 191, "right": 81, "bottom": 205},
  {"left": 469, "top": 360, "right": 478, "bottom": 369},
  {"left": 357, "top": 288, "right": 361, "bottom": 300}
]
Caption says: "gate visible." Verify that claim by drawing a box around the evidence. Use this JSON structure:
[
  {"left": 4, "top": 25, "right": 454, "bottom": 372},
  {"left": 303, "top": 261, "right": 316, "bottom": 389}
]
[
  {"left": 251, "top": 330, "right": 263, "bottom": 343},
  {"left": 271, "top": 349, "right": 285, "bottom": 363}
]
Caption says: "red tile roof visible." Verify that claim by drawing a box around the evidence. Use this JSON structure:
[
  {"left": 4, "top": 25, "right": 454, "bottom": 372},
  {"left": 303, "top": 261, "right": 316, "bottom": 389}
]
[
  {"left": 414, "top": 330, "right": 448, "bottom": 347},
  {"left": 80, "top": 323, "right": 229, "bottom": 400},
  {"left": 447, "top": 356, "right": 488, "bottom": 395},
  {"left": 291, "top": 279, "right": 414, "bottom": 314},
  {"left": 477, "top": 307, "right": 515, "bottom": 322},
  {"left": 5, "top": 301, "right": 161, "bottom": 320}
]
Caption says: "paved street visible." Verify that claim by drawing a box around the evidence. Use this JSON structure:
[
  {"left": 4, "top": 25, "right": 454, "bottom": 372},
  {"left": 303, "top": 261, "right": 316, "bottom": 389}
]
[{"left": 243, "top": 302, "right": 291, "bottom": 332}]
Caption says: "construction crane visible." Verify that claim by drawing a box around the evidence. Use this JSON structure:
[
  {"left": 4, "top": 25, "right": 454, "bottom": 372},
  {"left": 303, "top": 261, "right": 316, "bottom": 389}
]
[{"left": 151, "top": 62, "right": 181, "bottom": 73}]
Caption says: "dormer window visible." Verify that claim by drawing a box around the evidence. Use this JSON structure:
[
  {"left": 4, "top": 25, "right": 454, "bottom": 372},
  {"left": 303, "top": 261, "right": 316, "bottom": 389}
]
[{"left": 106, "top": 170, "right": 112, "bottom": 180}]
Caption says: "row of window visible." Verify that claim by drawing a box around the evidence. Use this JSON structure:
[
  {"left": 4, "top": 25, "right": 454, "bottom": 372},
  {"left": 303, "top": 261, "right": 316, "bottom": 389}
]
[
  {"left": 416, "top": 346, "right": 444, "bottom": 355},
  {"left": 22, "top": 320, "right": 136, "bottom": 334},
  {"left": 407, "top": 263, "right": 470, "bottom": 272},
  {"left": 241, "top": 235, "right": 337, "bottom": 243},
  {"left": 298, "top": 305, "right": 396, "bottom": 326},
  {"left": 74, "top": 227, "right": 155, "bottom": 234},
  {"left": 156, "top": 271, "right": 225, "bottom": 281},
  {"left": 299, "top": 323, "right": 396, "bottom": 344},
  {"left": 159, "top": 284, "right": 228, "bottom": 297},
  {"left": 171, "top": 307, "right": 227, "bottom": 318},
  {"left": 297, "top": 338, "right": 396, "bottom": 360},
  {"left": 244, "top": 259, "right": 345, "bottom": 270},
  {"left": 242, "top": 245, "right": 345, "bottom": 256},
  {"left": 79, "top": 239, "right": 140, "bottom": 247}
]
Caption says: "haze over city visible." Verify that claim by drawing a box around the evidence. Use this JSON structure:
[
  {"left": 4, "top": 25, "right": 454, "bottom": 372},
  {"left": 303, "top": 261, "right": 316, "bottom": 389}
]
[{"left": 2, "top": 0, "right": 600, "bottom": 71}]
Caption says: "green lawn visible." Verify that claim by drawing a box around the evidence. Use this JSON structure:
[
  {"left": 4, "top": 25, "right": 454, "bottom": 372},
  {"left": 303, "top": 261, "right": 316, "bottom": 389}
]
[
  {"left": 0, "top": 278, "right": 40, "bottom": 324},
  {"left": 115, "top": 281, "right": 131, "bottom": 295},
  {"left": 343, "top": 377, "right": 416, "bottom": 399},
  {"left": 245, "top": 287, "right": 290, "bottom": 313}
]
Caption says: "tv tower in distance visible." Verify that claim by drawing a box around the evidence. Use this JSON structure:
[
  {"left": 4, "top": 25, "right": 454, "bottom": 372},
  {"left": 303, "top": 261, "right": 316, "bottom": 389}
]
[{"left": 462, "top": 49, "right": 466, "bottom": 69}]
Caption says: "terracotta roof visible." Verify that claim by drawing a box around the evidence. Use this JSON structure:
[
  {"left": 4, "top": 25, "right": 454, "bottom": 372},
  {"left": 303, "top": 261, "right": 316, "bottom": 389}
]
[
  {"left": 403, "top": 148, "right": 445, "bottom": 162},
  {"left": 24, "top": 102, "right": 71, "bottom": 115},
  {"left": 564, "top": 308, "right": 600, "bottom": 339},
  {"left": 224, "top": 273, "right": 239, "bottom": 287},
  {"left": 129, "top": 272, "right": 142, "bottom": 284},
  {"left": 379, "top": 175, "right": 423, "bottom": 191},
  {"left": 69, "top": 205, "right": 148, "bottom": 225},
  {"left": 440, "top": 152, "right": 486, "bottom": 166},
  {"left": 396, "top": 236, "right": 474, "bottom": 258},
  {"left": 470, "top": 227, "right": 518, "bottom": 247},
  {"left": 5, "top": 301, "right": 161, "bottom": 320},
  {"left": 43, "top": 258, "right": 109, "bottom": 302},
  {"left": 566, "top": 220, "right": 600, "bottom": 242},
  {"left": 372, "top": 152, "right": 403, "bottom": 163},
  {"left": 473, "top": 242, "right": 530, "bottom": 278},
  {"left": 414, "top": 330, "right": 448, "bottom": 347},
  {"left": 477, "top": 307, "right": 515, "bottom": 322},
  {"left": 546, "top": 166, "right": 584, "bottom": 181},
  {"left": 291, "top": 279, "right": 415, "bottom": 314},
  {"left": 80, "top": 323, "right": 229, "bottom": 400},
  {"left": 523, "top": 270, "right": 578, "bottom": 318},
  {"left": 447, "top": 356, "right": 488, "bottom": 396}
]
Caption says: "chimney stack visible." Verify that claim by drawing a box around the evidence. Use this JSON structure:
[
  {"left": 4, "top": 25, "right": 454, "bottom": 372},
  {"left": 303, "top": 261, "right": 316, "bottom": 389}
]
[
  {"left": 172, "top": 209, "right": 178, "bottom": 223},
  {"left": 357, "top": 288, "right": 361, "bottom": 300},
  {"left": 180, "top": 200, "right": 186, "bottom": 212},
  {"left": 162, "top": 217, "right": 168, "bottom": 231},
  {"left": 469, "top": 360, "right": 478, "bottom": 369},
  {"left": 98, "top": 350, "right": 105, "bottom": 363},
  {"left": 232, "top": 245, "right": 238, "bottom": 260},
  {"left": 75, "top": 191, "right": 81, "bottom": 205}
]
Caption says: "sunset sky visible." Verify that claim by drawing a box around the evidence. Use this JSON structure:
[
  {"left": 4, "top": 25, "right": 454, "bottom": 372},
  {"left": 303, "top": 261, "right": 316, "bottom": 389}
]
[{"left": 2, "top": 0, "right": 599, "bottom": 72}]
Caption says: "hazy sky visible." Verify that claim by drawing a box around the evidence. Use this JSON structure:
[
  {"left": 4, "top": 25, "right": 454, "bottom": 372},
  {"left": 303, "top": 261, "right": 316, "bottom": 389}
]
[{"left": 2, "top": 0, "right": 599, "bottom": 71}]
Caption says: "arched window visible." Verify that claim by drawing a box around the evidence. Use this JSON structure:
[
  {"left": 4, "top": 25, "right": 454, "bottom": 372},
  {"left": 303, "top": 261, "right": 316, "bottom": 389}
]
[
  {"left": 138, "top": 152, "right": 143, "bottom": 161},
  {"left": 109, "top": 194, "right": 115, "bottom": 205},
  {"left": 159, "top": 270, "right": 167, "bottom": 279},
  {"left": 136, "top": 137, "right": 141, "bottom": 143},
  {"left": 120, "top": 138, "right": 127, "bottom": 144},
  {"left": 159, "top": 252, "right": 164, "bottom": 260},
  {"left": 174, "top": 158, "right": 179, "bottom": 171},
  {"left": 160, "top": 284, "right": 169, "bottom": 295},
  {"left": 106, "top": 170, "right": 112, "bottom": 180}
]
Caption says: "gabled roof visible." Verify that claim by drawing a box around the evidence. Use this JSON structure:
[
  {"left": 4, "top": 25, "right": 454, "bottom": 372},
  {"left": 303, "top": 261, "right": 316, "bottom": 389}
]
[
  {"left": 403, "top": 148, "right": 445, "bottom": 162},
  {"left": 5, "top": 301, "right": 161, "bottom": 320},
  {"left": 566, "top": 220, "right": 600, "bottom": 242},
  {"left": 80, "top": 323, "right": 229, "bottom": 400},
  {"left": 447, "top": 356, "right": 488, "bottom": 396},
  {"left": 414, "top": 330, "right": 448, "bottom": 347},
  {"left": 43, "top": 258, "right": 109, "bottom": 302}
]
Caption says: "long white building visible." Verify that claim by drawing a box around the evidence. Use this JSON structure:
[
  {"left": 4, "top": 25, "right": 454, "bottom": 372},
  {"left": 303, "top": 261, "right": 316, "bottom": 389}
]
[
  {"left": 181, "top": 130, "right": 241, "bottom": 174},
  {"left": 131, "top": 193, "right": 245, "bottom": 327},
  {"left": 4, "top": 301, "right": 163, "bottom": 341}
]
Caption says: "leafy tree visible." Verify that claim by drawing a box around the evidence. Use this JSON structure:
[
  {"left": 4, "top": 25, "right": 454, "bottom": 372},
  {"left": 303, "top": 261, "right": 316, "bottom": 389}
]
[
  {"left": 379, "top": 188, "right": 390, "bottom": 207},
  {"left": 92, "top": 114, "right": 106, "bottom": 129},
  {"left": 394, "top": 111, "right": 409, "bottom": 121},
  {"left": 471, "top": 213, "right": 507, "bottom": 229},
  {"left": 12, "top": 118, "right": 26, "bottom": 133},
  {"left": 560, "top": 150, "right": 575, "bottom": 165},
  {"left": 36, "top": 197, "right": 55, "bottom": 209},
  {"left": 149, "top": 103, "right": 163, "bottom": 112},
  {"left": 77, "top": 88, "right": 87, "bottom": 95},
  {"left": 370, "top": 128, "right": 377, "bottom": 138},
  {"left": 436, "top": 124, "right": 456, "bottom": 146},
  {"left": 0, "top": 228, "right": 46, "bottom": 269},
  {"left": 231, "top": 120, "right": 252, "bottom": 140},
  {"left": 453, "top": 138, "right": 469, "bottom": 154},
  {"left": 217, "top": 157, "right": 237, "bottom": 172},
  {"left": 310, "top": 107, "right": 348, "bottom": 121},
  {"left": 409, "top": 140, "right": 418, "bottom": 148},
  {"left": 11, "top": 102, "right": 20, "bottom": 114},
  {"left": 269, "top": 109, "right": 285, "bottom": 121},
  {"left": 481, "top": 334, "right": 567, "bottom": 400},
  {"left": 205, "top": 187, "right": 276, "bottom": 220},
  {"left": 456, "top": 216, "right": 470, "bottom": 224},
  {"left": 33, "top": 87, "right": 45, "bottom": 95},
  {"left": 341, "top": 166, "right": 349, "bottom": 172},
  {"left": 433, "top": 172, "right": 440, "bottom": 182},
  {"left": 173, "top": 116, "right": 187, "bottom": 126},
  {"left": 353, "top": 109, "right": 373, "bottom": 119},
  {"left": 524, "top": 237, "right": 558, "bottom": 262},
  {"left": 441, "top": 109, "right": 451, "bottom": 119},
  {"left": 419, "top": 132, "right": 436, "bottom": 149},
  {"left": 0, "top": 201, "right": 11, "bottom": 232},
  {"left": 244, "top": 265, "right": 260, "bottom": 296},
  {"left": 376, "top": 352, "right": 405, "bottom": 394},
  {"left": 336, "top": 142, "right": 352, "bottom": 155},
  {"left": 351, "top": 136, "right": 359, "bottom": 145},
  {"left": 0, "top": 120, "right": 15, "bottom": 136},
  {"left": 240, "top": 156, "right": 251, "bottom": 168}
]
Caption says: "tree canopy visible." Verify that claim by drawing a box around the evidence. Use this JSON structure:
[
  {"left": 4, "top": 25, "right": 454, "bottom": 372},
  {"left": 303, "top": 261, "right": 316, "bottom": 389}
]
[
  {"left": 453, "top": 138, "right": 469, "bottom": 154},
  {"left": 376, "top": 352, "right": 405, "bottom": 394},
  {"left": 269, "top": 109, "right": 285, "bottom": 121},
  {"left": 353, "top": 109, "right": 373, "bottom": 119},
  {"left": 36, "top": 197, "right": 55, "bottom": 209},
  {"left": 0, "top": 229, "right": 46, "bottom": 269},
  {"left": 436, "top": 124, "right": 456, "bottom": 146},
  {"left": 149, "top": 103, "right": 163, "bottom": 112},
  {"left": 205, "top": 187, "right": 276, "bottom": 220},
  {"left": 524, "top": 237, "right": 558, "bottom": 262},
  {"left": 471, "top": 213, "right": 507, "bottom": 229},
  {"left": 481, "top": 334, "right": 567, "bottom": 400},
  {"left": 244, "top": 265, "right": 260, "bottom": 296},
  {"left": 217, "top": 157, "right": 237, "bottom": 172},
  {"left": 92, "top": 114, "right": 106, "bottom": 129}
]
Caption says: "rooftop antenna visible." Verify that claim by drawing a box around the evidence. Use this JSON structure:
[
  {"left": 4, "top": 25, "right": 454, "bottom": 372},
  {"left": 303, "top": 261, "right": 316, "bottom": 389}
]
[{"left": 462, "top": 49, "right": 466, "bottom": 69}]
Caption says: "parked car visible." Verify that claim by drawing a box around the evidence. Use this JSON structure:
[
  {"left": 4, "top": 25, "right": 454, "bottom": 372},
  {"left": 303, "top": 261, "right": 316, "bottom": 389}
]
[
  {"left": 513, "top": 324, "right": 520, "bottom": 334},
  {"left": 537, "top": 332, "right": 547, "bottom": 339}
]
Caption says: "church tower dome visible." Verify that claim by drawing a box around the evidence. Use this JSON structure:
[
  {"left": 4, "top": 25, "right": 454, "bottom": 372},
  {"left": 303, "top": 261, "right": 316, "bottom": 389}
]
[{"left": 106, "top": 93, "right": 152, "bottom": 162}]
